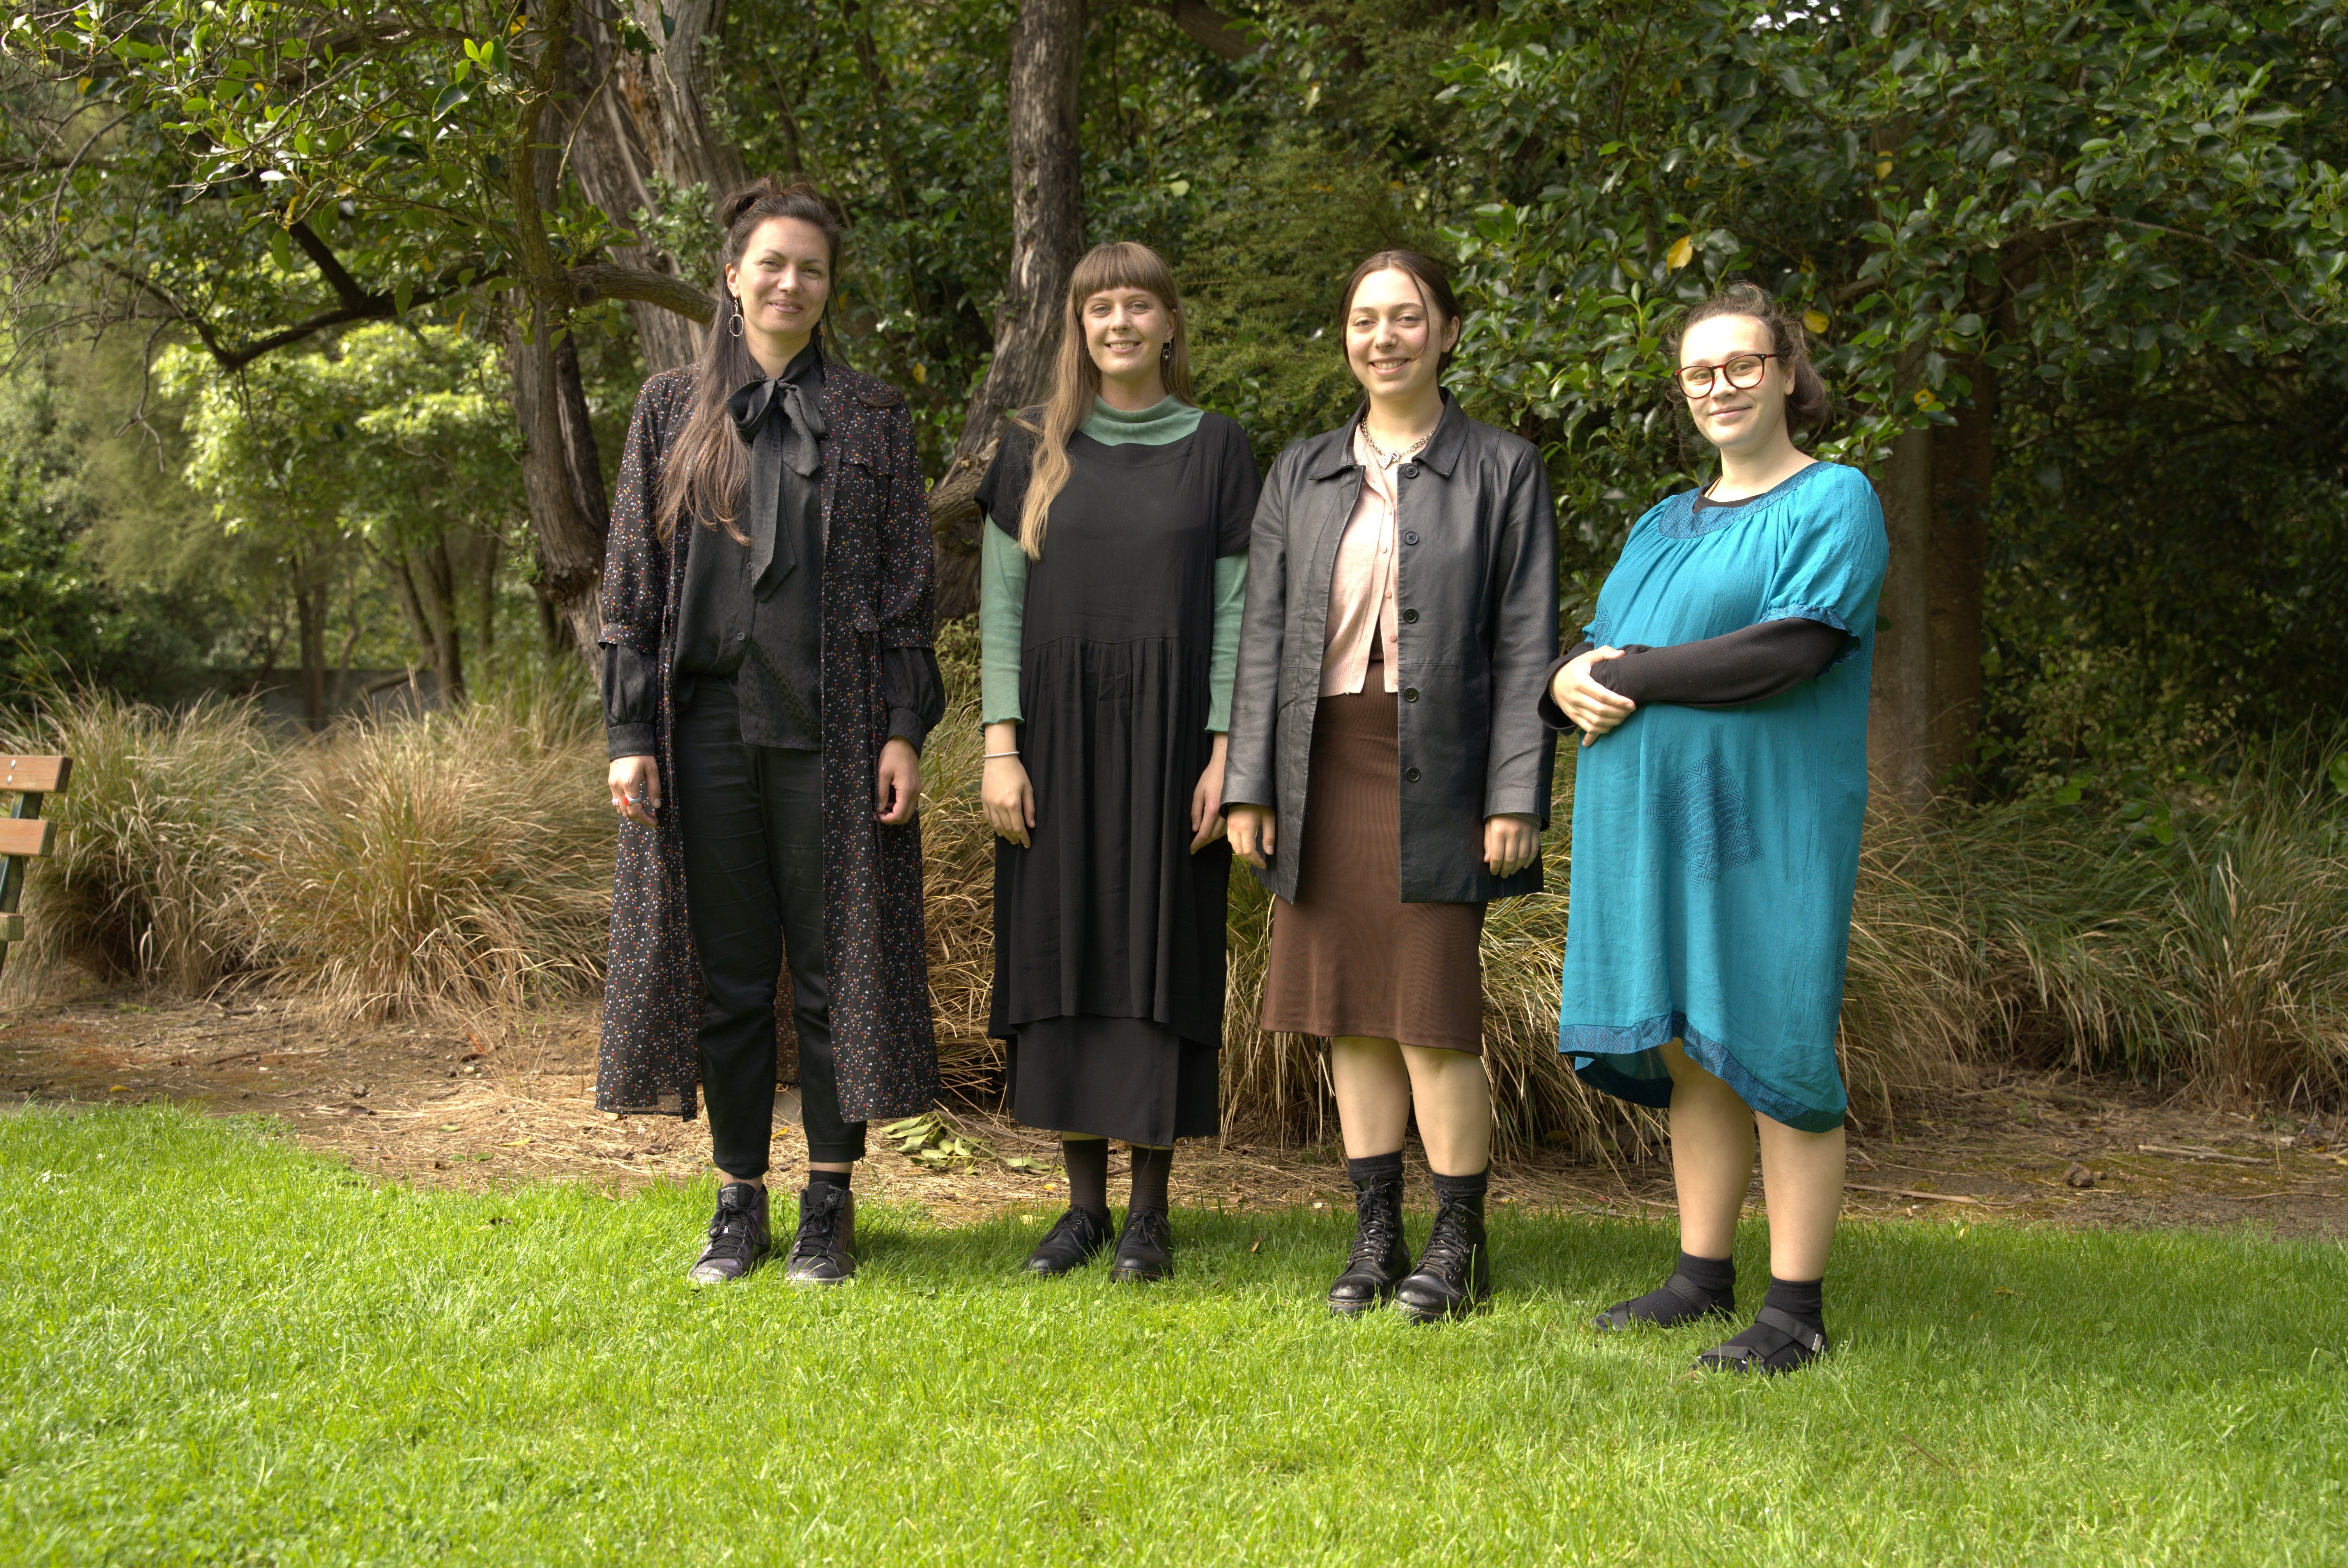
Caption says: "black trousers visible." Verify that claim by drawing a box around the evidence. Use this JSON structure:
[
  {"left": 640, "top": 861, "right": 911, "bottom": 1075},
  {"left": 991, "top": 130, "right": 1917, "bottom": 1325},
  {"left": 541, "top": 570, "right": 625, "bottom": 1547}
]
[{"left": 674, "top": 680, "right": 865, "bottom": 1176}]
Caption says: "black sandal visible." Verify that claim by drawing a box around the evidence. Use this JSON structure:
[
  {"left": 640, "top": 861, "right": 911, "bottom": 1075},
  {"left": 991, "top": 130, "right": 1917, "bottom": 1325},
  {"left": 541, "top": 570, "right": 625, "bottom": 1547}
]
[
  {"left": 1594, "top": 1269, "right": 1733, "bottom": 1331},
  {"left": 1693, "top": 1306, "right": 1829, "bottom": 1374}
]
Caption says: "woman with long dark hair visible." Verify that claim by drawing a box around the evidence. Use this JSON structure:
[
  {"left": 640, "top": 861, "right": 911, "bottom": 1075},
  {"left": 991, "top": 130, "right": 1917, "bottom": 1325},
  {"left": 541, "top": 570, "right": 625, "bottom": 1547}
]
[
  {"left": 977, "top": 242, "right": 1259, "bottom": 1282},
  {"left": 598, "top": 176, "right": 944, "bottom": 1286},
  {"left": 1225, "top": 250, "right": 1558, "bottom": 1321},
  {"left": 1545, "top": 282, "right": 1887, "bottom": 1373}
]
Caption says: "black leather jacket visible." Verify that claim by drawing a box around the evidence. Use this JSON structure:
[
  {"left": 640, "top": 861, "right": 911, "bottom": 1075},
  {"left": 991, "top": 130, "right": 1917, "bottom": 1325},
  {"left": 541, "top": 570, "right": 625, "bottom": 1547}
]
[{"left": 1224, "top": 394, "right": 1558, "bottom": 904}]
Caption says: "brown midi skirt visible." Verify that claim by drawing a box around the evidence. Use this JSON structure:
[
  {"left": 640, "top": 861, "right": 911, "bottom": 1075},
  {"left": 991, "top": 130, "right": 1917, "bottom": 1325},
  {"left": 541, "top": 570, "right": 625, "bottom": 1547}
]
[{"left": 1259, "top": 675, "right": 1486, "bottom": 1053}]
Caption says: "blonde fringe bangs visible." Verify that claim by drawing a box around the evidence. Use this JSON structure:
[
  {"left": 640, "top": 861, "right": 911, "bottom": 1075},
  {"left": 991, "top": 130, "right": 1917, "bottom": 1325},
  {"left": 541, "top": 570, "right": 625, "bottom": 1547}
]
[{"left": 1013, "top": 241, "right": 1194, "bottom": 559}]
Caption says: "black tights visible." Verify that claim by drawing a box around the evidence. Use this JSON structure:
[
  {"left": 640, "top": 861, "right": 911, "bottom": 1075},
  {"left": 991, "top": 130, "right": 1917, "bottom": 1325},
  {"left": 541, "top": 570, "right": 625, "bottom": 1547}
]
[{"left": 1063, "top": 1139, "right": 1172, "bottom": 1218}]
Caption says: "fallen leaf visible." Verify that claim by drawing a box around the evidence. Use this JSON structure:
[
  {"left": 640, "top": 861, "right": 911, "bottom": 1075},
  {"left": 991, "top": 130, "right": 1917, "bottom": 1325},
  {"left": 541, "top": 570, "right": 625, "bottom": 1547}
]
[
  {"left": 499, "top": 1138, "right": 531, "bottom": 1148},
  {"left": 2063, "top": 1161, "right": 2098, "bottom": 1188},
  {"left": 1249, "top": 1234, "right": 1264, "bottom": 1254},
  {"left": 107, "top": 1085, "right": 129, "bottom": 1093}
]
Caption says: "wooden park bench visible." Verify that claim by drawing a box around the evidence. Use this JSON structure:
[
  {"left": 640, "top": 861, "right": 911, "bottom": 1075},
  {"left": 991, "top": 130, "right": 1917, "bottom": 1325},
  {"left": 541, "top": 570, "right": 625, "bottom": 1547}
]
[{"left": 0, "top": 755, "right": 71, "bottom": 984}]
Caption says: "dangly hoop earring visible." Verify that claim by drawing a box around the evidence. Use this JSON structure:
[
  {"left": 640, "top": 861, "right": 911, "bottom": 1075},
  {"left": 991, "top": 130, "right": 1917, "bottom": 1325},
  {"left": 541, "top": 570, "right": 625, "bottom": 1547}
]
[
  {"left": 728, "top": 297, "right": 744, "bottom": 338},
  {"left": 1161, "top": 341, "right": 1173, "bottom": 362}
]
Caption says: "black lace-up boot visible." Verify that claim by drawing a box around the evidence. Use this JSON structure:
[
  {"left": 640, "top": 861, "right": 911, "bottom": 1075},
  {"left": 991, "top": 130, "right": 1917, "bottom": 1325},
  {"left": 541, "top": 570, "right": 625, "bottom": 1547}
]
[
  {"left": 783, "top": 1182, "right": 856, "bottom": 1285},
  {"left": 1022, "top": 1205, "right": 1112, "bottom": 1276},
  {"left": 1393, "top": 1170, "right": 1491, "bottom": 1322},
  {"left": 1327, "top": 1165, "right": 1410, "bottom": 1317},
  {"left": 1110, "top": 1208, "right": 1174, "bottom": 1282},
  {"left": 687, "top": 1182, "right": 771, "bottom": 1285}
]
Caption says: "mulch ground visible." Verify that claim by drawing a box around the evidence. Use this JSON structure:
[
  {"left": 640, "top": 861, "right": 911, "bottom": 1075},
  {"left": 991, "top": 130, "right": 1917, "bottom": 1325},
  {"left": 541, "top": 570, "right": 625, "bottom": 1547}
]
[{"left": 5, "top": 987, "right": 2344, "bottom": 1238}]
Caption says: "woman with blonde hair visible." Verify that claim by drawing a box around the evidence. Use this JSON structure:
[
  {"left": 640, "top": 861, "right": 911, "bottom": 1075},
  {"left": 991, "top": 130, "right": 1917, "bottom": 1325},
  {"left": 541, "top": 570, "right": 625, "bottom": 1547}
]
[{"left": 977, "top": 241, "right": 1260, "bottom": 1282}]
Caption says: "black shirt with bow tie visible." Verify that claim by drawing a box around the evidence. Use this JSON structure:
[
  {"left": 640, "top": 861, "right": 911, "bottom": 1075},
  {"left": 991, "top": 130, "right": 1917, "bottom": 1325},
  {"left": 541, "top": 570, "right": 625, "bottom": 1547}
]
[{"left": 603, "top": 340, "right": 941, "bottom": 758}]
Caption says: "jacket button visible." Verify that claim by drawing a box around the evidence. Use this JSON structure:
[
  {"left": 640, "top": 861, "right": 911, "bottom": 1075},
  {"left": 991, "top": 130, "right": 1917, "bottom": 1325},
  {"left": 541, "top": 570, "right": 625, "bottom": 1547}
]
[
  {"left": 1402, "top": 530, "right": 1419, "bottom": 546},
  {"left": 1401, "top": 608, "right": 1419, "bottom": 623},
  {"left": 1404, "top": 766, "right": 1422, "bottom": 782},
  {"left": 1403, "top": 687, "right": 1419, "bottom": 702},
  {"left": 1402, "top": 464, "right": 1420, "bottom": 479}
]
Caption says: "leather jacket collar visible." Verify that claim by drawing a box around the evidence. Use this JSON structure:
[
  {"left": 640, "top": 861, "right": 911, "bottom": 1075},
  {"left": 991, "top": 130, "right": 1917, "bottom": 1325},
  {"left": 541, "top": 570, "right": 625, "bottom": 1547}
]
[{"left": 1305, "top": 390, "right": 1469, "bottom": 482}]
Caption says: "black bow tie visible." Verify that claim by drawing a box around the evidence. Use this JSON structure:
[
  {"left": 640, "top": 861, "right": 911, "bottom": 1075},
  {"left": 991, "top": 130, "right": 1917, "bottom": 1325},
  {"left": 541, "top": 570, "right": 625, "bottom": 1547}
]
[
  {"left": 725, "top": 374, "right": 828, "bottom": 595},
  {"left": 726, "top": 374, "right": 828, "bottom": 476}
]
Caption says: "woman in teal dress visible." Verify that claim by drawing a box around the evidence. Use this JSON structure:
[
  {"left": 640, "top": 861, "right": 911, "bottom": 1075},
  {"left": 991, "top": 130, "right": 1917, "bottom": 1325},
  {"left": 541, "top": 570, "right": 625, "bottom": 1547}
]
[{"left": 1545, "top": 283, "right": 1887, "bottom": 1374}]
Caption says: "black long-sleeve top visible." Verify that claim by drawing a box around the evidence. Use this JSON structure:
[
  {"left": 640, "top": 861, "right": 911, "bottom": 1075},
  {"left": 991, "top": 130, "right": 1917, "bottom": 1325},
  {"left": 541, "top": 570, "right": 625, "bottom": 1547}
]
[
  {"left": 1536, "top": 487, "right": 1851, "bottom": 729},
  {"left": 603, "top": 340, "right": 943, "bottom": 759}
]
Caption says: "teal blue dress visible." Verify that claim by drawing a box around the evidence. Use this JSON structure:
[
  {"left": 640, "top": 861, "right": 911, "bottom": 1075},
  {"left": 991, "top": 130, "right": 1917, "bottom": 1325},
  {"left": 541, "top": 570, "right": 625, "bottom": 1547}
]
[{"left": 1557, "top": 461, "right": 1888, "bottom": 1132}]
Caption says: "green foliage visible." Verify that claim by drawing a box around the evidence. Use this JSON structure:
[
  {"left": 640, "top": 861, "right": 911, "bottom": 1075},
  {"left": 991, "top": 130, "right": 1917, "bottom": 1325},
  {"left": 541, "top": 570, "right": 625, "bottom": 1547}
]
[
  {"left": 5, "top": 1105, "right": 2347, "bottom": 1563},
  {"left": 1435, "top": 0, "right": 2348, "bottom": 558},
  {"left": 0, "top": 354, "right": 233, "bottom": 701},
  {"left": 2, "top": 1, "right": 630, "bottom": 352},
  {"left": 1975, "top": 355, "right": 2348, "bottom": 790}
]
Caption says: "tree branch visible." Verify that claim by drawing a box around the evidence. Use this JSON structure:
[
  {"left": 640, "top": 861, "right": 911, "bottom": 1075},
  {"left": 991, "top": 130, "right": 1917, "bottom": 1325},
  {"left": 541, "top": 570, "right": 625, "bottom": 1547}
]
[
  {"left": 568, "top": 261, "right": 714, "bottom": 322},
  {"left": 1099, "top": 0, "right": 1255, "bottom": 61},
  {"left": 282, "top": 218, "right": 374, "bottom": 312}
]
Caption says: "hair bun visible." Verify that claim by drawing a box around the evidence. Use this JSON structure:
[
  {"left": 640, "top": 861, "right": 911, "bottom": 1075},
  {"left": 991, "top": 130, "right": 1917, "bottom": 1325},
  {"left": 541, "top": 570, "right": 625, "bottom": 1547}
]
[{"left": 716, "top": 177, "right": 781, "bottom": 229}]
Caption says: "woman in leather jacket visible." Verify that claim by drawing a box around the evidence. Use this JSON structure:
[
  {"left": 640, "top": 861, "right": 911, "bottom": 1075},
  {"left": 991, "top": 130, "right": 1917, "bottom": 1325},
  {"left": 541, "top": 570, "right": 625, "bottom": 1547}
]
[{"left": 1224, "top": 250, "right": 1558, "bottom": 1321}]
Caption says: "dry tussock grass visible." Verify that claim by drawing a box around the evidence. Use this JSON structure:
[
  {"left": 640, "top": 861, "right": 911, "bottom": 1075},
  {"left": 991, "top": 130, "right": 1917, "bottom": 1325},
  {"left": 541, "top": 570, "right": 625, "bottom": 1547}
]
[
  {"left": 236, "top": 701, "right": 611, "bottom": 1017},
  {"left": 2, "top": 692, "right": 274, "bottom": 998},
  {"left": 12, "top": 665, "right": 2344, "bottom": 1126}
]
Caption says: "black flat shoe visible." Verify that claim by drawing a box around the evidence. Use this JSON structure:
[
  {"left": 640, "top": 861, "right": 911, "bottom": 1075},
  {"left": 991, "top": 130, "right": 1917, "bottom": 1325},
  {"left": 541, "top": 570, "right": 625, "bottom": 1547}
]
[
  {"left": 1392, "top": 1188, "right": 1490, "bottom": 1323},
  {"left": 687, "top": 1182, "right": 771, "bottom": 1285},
  {"left": 1109, "top": 1207, "right": 1173, "bottom": 1282},
  {"left": 1695, "top": 1308, "right": 1829, "bottom": 1374},
  {"left": 1022, "top": 1205, "right": 1111, "bottom": 1276},
  {"left": 1328, "top": 1171, "right": 1410, "bottom": 1317},
  {"left": 782, "top": 1184, "right": 856, "bottom": 1285},
  {"left": 1594, "top": 1268, "right": 1734, "bottom": 1331}
]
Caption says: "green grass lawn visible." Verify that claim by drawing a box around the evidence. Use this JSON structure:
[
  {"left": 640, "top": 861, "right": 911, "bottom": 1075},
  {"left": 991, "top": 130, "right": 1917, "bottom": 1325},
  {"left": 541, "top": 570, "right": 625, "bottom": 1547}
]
[{"left": 3, "top": 1107, "right": 2343, "bottom": 1566}]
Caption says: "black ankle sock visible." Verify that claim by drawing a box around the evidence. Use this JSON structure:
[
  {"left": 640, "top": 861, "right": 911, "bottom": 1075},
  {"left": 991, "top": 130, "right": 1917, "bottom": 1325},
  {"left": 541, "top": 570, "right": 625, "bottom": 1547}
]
[
  {"left": 1428, "top": 1167, "right": 1489, "bottom": 1204},
  {"left": 1764, "top": 1275, "right": 1825, "bottom": 1329},
  {"left": 1597, "top": 1250, "right": 1734, "bottom": 1330},
  {"left": 1696, "top": 1275, "right": 1830, "bottom": 1374},
  {"left": 1128, "top": 1145, "right": 1173, "bottom": 1213},
  {"left": 1346, "top": 1151, "right": 1404, "bottom": 1185},
  {"left": 1677, "top": 1251, "right": 1736, "bottom": 1299},
  {"left": 806, "top": 1169, "right": 851, "bottom": 1192},
  {"left": 1062, "top": 1138, "right": 1109, "bottom": 1220}
]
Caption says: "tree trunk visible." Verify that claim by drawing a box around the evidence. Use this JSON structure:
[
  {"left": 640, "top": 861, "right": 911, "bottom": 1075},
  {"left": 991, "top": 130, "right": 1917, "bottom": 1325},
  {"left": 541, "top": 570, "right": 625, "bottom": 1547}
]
[
  {"left": 929, "top": 0, "right": 1089, "bottom": 623},
  {"left": 293, "top": 558, "right": 330, "bottom": 734},
  {"left": 421, "top": 539, "right": 467, "bottom": 706},
  {"left": 565, "top": 9, "right": 711, "bottom": 371},
  {"left": 1869, "top": 343, "right": 1934, "bottom": 807},
  {"left": 1926, "top": 356, "right": 1996, "bottom": 789},
  {"left": 507, "top": 307, "right": 613, "bottom": 672},
  {"left": 623, "top": 1, "right": 751, "bottom": 199},
  {"left": 475, "top": 528, "right": 500, "bottom": 657}
]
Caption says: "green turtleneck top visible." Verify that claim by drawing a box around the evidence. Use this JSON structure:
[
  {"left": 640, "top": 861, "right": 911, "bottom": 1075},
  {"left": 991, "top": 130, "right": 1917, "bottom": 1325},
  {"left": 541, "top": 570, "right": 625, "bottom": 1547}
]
[{"left": 980, "top": 396, "right": 1250, "bottom": 729}]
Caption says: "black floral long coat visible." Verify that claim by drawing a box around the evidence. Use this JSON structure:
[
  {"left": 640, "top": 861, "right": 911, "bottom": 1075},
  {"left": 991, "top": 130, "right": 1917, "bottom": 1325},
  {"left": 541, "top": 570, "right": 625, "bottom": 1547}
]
[{"left": 595, "top": 364, "right": 940, "bottom": 1123}]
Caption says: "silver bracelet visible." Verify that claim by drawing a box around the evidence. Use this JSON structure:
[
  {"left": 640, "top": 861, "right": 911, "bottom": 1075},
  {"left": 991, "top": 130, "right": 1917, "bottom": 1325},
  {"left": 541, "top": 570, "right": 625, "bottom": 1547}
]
[{"left": 984, "top": 750, "right": 1020, "bottom": 759}]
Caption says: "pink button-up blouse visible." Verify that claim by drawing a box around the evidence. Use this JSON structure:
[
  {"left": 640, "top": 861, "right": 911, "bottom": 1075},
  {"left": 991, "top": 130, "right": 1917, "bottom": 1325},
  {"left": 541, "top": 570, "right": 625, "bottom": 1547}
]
[{"left": 1320, "top": 426, "right": 1404, "bottom": 696}]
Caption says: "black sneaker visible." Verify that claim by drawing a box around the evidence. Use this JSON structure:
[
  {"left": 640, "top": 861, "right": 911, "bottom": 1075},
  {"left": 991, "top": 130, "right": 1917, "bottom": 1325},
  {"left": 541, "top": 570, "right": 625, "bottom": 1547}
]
[
  {"left": 1392, "top": 1188, "right": 1490, "bottom": 1322},
  {"left": 1109, "top": 1207, "right": 1174, "bottom": 1282},
  {"left": 687, "top": 1182, "right": 771, "bottom": 1285},
  {"left": 783, "top": 1183, "right": 856, "bottom": 1285},
  {"left": 1022, "top": 1205, "right": 1111, "bottom": 1276}
]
